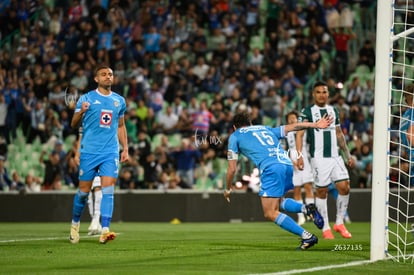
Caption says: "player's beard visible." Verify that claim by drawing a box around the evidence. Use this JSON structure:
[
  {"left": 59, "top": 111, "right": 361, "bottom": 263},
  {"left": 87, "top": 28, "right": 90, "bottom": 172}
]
[{"left": 101, "top": 81, "right": 112, "bottom": 91}]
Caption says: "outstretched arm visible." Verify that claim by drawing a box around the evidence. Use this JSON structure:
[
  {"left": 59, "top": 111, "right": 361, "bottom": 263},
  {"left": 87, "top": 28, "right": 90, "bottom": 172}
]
[{"left": 284, "top": 114, "right": 333, "bottom": 134}]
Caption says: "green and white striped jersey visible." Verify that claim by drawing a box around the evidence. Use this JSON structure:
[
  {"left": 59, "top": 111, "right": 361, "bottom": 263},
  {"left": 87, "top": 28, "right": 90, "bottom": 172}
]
[{"left": 298, "top": 104, "right": 340, "bottom": 158}]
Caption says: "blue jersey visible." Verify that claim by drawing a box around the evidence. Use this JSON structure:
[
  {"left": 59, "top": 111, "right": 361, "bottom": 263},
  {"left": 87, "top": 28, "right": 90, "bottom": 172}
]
[
  {"left": 400, "top": 108, "right": 414, "bottom": 160},
  {"left": 400, "top": 107, "right": 414, "bottom": 186},
  {"left": 228, "top": 125, "right": 292, "bottom": 171},
  {"left": 75, "top": 89, "right": 126, "bottom": 155}
]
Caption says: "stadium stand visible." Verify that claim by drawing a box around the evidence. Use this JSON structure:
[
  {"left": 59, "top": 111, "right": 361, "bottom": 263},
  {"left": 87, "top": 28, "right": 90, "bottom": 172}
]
[{"left": 0, "top": 0, "right": 377, "bottom": 191}]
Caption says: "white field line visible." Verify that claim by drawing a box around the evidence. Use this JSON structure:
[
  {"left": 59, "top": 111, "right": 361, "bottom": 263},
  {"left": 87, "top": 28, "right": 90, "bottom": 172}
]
[
  {"left": 249, "top": 260, "right": 372, "bottom": 275},
  {"left": 0, "top": 233, "right": 121, "bottom": 243}
]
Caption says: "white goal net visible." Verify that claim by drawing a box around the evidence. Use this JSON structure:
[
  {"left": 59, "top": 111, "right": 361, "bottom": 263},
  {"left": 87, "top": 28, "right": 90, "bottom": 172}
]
[{"left": 372, "top": 0, "right": 414, "bottom": 263}]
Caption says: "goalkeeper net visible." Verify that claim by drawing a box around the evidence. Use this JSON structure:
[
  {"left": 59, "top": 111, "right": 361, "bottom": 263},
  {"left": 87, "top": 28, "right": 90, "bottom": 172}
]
[{"left": 372, "top": 0, "right": 414, "bottom": 263}]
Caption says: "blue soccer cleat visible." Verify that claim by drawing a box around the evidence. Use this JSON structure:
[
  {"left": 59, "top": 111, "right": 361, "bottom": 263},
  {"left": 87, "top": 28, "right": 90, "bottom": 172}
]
[
  {"left": 298, "top": 234, "right": 318, "bottom": 250},
  {"left": 305, "top": 203, "right": 324, "bottom": 230}
]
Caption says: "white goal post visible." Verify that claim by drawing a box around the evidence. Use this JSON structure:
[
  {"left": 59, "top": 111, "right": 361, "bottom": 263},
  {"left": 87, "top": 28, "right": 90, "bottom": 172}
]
[
  {"left": 370, "top": 0, "right": 391, "bottom": 262},
  {"left": 371, "top": 0, "right": 414, "bottom": 263}
]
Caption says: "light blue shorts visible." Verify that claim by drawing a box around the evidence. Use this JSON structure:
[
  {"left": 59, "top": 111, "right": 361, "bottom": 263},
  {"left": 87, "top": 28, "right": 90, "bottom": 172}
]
[
  {"left": 79, "top": 153, "right": 119, "bottom": 181},
  {"left": 258, "top": 163, "right": 294, "bottom": 198}
]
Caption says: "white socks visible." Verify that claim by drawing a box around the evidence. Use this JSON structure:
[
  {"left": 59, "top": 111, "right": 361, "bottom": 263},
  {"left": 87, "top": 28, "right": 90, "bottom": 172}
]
[
  {"left": 315, "top": 197, "right": 330, "bottom": 231},
  {"left": 93, "top": 189, "right": 102, "bottom": 222},
  {"left": 336, "top": 194, "right": 349, "bottom": 225},
  {"left": 296, "top": 199, "right": 306, "bottom": 220},
  {"left": 305, "top": 197, "right": 314, "bottom": 205}
]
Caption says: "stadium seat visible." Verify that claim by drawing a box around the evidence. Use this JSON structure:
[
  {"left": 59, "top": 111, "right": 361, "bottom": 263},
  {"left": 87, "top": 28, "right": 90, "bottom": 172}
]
[
  {"left": 168, "top": 133, "right": 182, "bottom": 148},
  {"left": 262, "top": 116, "right": 276, "bottom": 127},
  {"left": 197, "top": 92, "right": 214, "bottom": 106},
  {"left": 151, "top": 133, "right": 165, "bottom": 150},
  {"left": 64, "top": 135, "right": 77, "bottom": 151},
  {"left": 355, "top": 64, "right": 371, "bottom": 75},
  {"left": 194, "top": 176, "right": 215, "bottom": 190}
]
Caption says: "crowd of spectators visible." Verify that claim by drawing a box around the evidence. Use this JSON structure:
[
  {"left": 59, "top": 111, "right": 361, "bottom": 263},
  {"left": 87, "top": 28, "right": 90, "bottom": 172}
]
[{"left": 0, "top": 0, "right": 378, "bottom": 192}]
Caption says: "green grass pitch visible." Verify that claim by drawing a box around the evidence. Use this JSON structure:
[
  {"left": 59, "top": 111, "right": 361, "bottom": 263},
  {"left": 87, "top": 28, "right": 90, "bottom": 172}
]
[{"left": 0, "top": 222, "right": 412, "bottom": 274}]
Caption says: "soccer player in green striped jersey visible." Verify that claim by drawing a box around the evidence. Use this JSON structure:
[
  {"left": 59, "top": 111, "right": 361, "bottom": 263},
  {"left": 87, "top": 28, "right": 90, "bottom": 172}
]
[{"left": 296, "top": 81, "right": 356, "bottom": 240}]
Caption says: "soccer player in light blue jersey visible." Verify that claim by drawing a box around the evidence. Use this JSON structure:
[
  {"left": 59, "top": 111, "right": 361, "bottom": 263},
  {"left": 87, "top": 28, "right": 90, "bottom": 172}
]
[
  {"left": 69, "top": 65, "right": 129, "bottom": 244},
  {"left": 224, "top": 111, "right": 332, "bottom": 250}
]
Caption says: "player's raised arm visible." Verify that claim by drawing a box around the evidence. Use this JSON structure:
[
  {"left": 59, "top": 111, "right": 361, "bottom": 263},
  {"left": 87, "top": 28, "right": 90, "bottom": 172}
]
[{"left": 71, "top": 101, "right": 90, "bottom": 128}]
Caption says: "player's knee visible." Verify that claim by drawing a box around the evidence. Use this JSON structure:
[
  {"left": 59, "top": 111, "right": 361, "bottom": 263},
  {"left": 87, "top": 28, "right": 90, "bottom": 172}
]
[
  {"left": 79, "top": 180, "right": 93, "bottom": 192},
  {"left": 304, "top": 184, "right": 313, "bottom": 195},
  {"left": 100, "top": 176, "right": 117, "bottom": 187},
  {"left": 315, "top": 188, "right": 328, "bottom": 198},
  {"left": 263, "top": 213, "right": 273, "bottom": 221},
  {"left": 337, "top": 181, "right": 350, "bottom": 195},
  {"left": 79, "top": 185, "right": 91, "bottom": 193},
  {"left": 264, "top": 210, "right": 278, "bottom": 221}
]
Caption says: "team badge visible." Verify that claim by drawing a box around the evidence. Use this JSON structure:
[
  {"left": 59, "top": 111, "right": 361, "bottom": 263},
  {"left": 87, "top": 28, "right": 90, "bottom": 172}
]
[{"left": 100, "top": 110, "right": 113, "bottom": 127}]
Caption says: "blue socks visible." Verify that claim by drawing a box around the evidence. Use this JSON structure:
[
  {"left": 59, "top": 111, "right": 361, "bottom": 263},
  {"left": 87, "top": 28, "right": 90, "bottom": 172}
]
[
  {"left": 72, "top": 185, "right": 115, "bottom": 228},
  {"left": 280, "top": 198, "right": 302, "bottom": 213},
  {"left": 101, "top": 185, "right": 114, "bottom": 228},
  {"left": 275, "top": 213, "right": 304, "bottom": 236},
  {"left": 72, "top": 190, "right": 89, "bottom": 223},
  {"left": 277, "top": 199, "right": 307, "bottom": 237}
]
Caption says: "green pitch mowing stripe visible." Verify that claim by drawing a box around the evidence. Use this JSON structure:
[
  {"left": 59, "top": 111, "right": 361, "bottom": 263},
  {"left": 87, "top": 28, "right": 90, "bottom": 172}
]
[{"left": 0, "top": 222, "right": 412, "bottom": 274}]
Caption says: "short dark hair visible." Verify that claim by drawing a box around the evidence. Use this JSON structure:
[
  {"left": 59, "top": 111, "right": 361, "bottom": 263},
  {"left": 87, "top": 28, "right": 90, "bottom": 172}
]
[
  {"left": 95, "top": 64, "right": 111, "bottom": 76},
  {"left": 285, "top": 110, "right": 299, "bottom": 122},
  {"left": 313, "top": 81, "right": 328, "bottom": 90},
  {"left": 233, "top": 111, "right": 251, "bottom": 129}
]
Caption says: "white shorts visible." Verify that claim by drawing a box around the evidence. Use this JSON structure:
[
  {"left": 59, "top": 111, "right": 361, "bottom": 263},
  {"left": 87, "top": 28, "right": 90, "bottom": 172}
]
[
  {"left": 293, "top": 162, "right": 314, "bottom": 187},
  {"left": 311, "top": 156, "right": 349, "bottom": 188},
  {"left": 91, "top": 176, "right": 101, "bottom": 189}
]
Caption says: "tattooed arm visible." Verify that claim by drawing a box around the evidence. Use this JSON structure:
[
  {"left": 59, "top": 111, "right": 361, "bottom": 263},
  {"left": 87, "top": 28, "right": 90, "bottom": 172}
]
[{"left": 336, "top": 125, "right": 356, "bottom": 168}]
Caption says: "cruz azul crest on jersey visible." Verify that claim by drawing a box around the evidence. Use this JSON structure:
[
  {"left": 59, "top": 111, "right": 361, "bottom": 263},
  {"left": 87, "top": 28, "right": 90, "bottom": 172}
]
[{"left": 100, "top": 109, "right": 113, "bottom": 128}]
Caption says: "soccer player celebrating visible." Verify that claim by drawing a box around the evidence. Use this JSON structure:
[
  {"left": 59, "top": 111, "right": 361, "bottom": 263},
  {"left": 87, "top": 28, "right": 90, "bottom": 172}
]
[
  {"left": 224, "top": 111, "right": 331, "bottom": 250},
  {"left": 296, "top": 81, "right": 355, "bottom": 239},
  {"left": 69, "top": 65, "right": 129, "bottom": 244}
]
